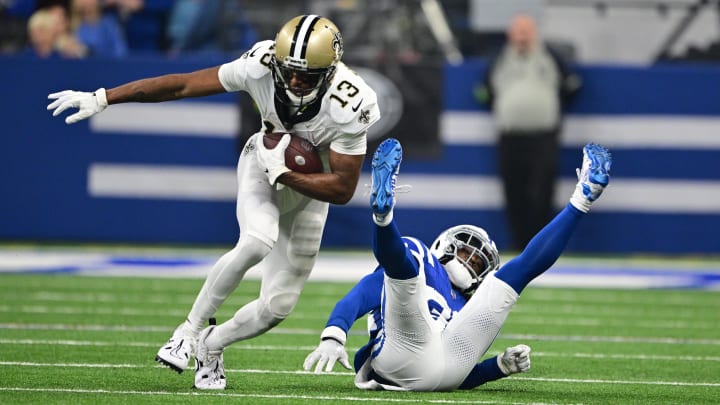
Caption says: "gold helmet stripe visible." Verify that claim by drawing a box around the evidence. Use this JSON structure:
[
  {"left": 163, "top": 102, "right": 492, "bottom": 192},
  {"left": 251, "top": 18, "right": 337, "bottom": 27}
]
[{"left": 290, "top": 14, "right": 321, "bottom": 60}]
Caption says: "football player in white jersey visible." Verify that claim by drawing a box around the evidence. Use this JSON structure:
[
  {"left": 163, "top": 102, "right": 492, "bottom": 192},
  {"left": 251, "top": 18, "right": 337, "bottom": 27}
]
[
  {"left": 303, "top": 138, "right": 612, "bottom": 391},
  {"left": 46, "top": 15, "right": 380, "bottom": 389}
]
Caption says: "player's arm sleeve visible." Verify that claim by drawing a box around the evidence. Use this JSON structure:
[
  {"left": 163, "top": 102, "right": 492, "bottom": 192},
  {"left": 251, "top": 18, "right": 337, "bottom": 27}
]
[
  {"left": 217, "top": 40, "right": 274, "bottom": 92},
  {"left": 325, "top": 268, "right": 384, "bottom": 333},
  {"left": 329, "top": 130, "right": 367, "bottom": 156},
  {"left": 218, "top": 58, "right": 248, "bottom": 92},
  {"left": 328, "top": 81, "right": 380, "bottom": 156},
  {"left": 457, "top": 357, "right": 508, "bottom": 389}
]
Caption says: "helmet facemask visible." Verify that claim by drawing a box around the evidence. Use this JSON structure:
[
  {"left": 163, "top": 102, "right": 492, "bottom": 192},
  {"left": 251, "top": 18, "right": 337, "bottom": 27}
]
[
  {"left": 271, "top": 59, "right": 335, "bottom": 108},
  {"left": 430, "top": 225, "right": 500, "bottom": 296},
  {"left": 272, "top": 15, "right": 343, "bottom": 110}
]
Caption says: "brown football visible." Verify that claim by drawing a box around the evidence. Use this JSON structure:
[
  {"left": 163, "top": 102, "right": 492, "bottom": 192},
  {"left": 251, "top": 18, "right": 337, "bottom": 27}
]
[{"left": 262, "top": 132, "right": 323, "bottom": 174}]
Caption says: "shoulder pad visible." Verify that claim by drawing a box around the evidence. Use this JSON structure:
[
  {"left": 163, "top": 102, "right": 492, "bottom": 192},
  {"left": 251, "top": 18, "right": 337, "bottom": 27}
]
[
  {"left": 238, "top": 40, "right": 275, "bottom": 80},
  {"left": 328, "top": 64, "right": 381, "bottom": 133}
]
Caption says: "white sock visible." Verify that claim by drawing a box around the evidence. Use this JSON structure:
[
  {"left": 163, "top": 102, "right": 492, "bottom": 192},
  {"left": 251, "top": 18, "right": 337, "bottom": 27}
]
[
  {"left": 569, "top": 183, "right": 592, "bottom": 213},
  {"left": 373, "top": 209, "right": 394, "bottom": 226}
]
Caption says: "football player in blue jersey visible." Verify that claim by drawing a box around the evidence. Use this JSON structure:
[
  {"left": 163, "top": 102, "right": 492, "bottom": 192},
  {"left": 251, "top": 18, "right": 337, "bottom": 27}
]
[{"left": 303, "top": 138, "right": 612, "bottom": 391}]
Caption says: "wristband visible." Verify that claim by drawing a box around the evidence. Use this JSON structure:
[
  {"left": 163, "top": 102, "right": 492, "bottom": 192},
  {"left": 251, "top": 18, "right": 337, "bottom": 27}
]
[
  {"left": 94, "top": 88, "right": 108, "bottom": 108},
  {"left": 320, "top": 326, "right": 347, "bottom": 345}
]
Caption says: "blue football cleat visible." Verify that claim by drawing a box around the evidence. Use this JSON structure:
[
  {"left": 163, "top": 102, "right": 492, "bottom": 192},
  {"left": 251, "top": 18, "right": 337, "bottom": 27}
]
[
  {"left": 370, "top": 138, "right": 402, "bottom": 221},
  {"left": 577, "top": 143, "right": 612, "bottom": 202}
]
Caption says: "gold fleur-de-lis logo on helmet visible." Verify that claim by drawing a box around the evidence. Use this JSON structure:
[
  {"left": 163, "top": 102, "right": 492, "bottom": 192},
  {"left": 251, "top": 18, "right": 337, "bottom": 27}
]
[{"left": 331, "top": 29, "right": 344, "bottom": 60}]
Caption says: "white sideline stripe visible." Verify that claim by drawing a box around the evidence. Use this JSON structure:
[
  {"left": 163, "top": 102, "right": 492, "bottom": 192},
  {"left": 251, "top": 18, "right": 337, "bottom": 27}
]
[
  {"left": 0, "top": 386, "right": 510, "bottom": 404},
  {"left": 87, "top": 164, "right": 720, "bottom": 213},
  {"left": 352, "top": 176, "right": 720, "bottom": 214},
  {"left": 441, "top": 112, "right": 720, "bottom": 149},
  {"left": 1, "top": 323, "right": 719, "bottom": 345},
  {"left": 2, "top": 340, "right": 719, "bottom": 362},
  {"left": 90, "top": 102, "right": 239, "bottom": 137},
  {"left": 0, "top": 366, "right": 718, "bottom": 388},
  {"left": 91, "top": 105, "right": 720, "bottom": 149},
  {"left": 88, "top": 164, "right": 237, "bottom": 201}
]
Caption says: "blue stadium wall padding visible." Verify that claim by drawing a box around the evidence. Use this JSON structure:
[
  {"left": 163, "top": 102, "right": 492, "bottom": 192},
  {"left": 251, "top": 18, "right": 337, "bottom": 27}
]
[{"left": 1, "top": 55, "right": 719, "bottom": 254}]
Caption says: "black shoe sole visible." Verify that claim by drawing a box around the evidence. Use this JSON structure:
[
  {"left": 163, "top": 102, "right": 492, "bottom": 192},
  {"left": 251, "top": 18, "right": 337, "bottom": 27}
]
[{"left": 155, "top": 355, "right": 184, "bottom": 374}]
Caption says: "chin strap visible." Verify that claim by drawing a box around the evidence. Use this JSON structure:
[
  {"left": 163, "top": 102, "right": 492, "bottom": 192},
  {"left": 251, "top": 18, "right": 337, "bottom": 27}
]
[
  {"left": 444, "top": 258, "right": 474, "bottom": 292},
  {"left": 286, "top": 88, "right": 320, "bottom": 107}
]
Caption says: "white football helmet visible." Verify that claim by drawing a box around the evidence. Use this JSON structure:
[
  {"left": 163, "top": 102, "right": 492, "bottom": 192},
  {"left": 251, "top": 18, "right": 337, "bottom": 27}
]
[
  {"left": 430, "top": 225, "right": 500, "bottom": 296},
  {"left": 271, "top": 14, "right": 343, "bottom": 109}
]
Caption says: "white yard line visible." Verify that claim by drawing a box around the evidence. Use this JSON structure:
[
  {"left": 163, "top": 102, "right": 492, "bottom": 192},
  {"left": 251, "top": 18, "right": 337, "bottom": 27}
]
[
  {"left": 1, "top": 305, "right": 715, "bottom": 330},
  {"left": 2, "top": 339, "right": 719, "bottom": 362},
  {"left": 0, "top": 386, "right": 511, "bottom": 404},
  {"left": 0, "top": 364, "right": 718, "bottom": 388},
  {"left": 2, "top": 323, "right": 719, "bottom": 345}
]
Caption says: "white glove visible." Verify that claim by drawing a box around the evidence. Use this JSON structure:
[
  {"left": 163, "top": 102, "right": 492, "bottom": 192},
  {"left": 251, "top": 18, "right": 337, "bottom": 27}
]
[
  {"left": 303, "top": 326, "right": 351, "bottom": 374},
  {"left": 255, "top": 133, "right": 291, "bottom": 186},
  {"left": 497, "top": 344, "right": 531, "bottom": 375},
  {"left": 47, "top": 88, "right": 108, "bottom": 124}
]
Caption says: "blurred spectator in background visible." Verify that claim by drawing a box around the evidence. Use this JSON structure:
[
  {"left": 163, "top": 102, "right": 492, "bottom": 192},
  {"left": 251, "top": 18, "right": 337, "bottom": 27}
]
[
  {"left": 116, "top": 0, "right": 171, "bottom": 52},
  {"left": 1, "top": 0, "right": 36, "bottom": 53},
  {"left": 166, "top": 0, "right": 257, "bottom": 55},
  {"left": 166, "top": 0, "right": 221, "bottom": 54},
  {"left": 69, "top": 0, "right": 128, "bottom": 57},
  {"left": 475, "top": 14, "right": 581, "bottom": 251},
  {"left": 49, "top": 3, "right": 87, "bottom": 57},
  {"left": 23, "top": 7, "right": 62, "bottom": 57},
  {"left": 103, "top": 0, "right": 143, "bottom": 21},
  {"left": 23, "top": 3, "right": 84, "bottom": 58}
]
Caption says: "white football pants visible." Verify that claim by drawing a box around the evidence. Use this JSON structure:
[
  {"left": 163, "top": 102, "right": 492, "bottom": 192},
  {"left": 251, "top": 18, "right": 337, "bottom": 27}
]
[
  {"left": 363, "top": 272, "right": 518, "bottom": 391},
  {"left": 186, "top": 133, "right": 328, "bottom": 349}
]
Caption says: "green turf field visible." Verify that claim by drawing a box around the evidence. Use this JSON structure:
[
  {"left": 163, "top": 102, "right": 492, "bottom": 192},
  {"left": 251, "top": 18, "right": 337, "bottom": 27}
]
[{"left": 1, "top": 274, "right": 718, "bottom": 404}]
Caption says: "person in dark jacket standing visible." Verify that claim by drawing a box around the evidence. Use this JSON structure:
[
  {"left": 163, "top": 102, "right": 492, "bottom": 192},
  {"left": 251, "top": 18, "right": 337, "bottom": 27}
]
[{"left": 476, "top": 14, "right": 582, "bottom": 251}]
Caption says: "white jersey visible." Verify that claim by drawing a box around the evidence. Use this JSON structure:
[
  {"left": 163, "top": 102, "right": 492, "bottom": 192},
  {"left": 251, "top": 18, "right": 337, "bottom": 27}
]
[
  {"left": 218, "top": 40, "right": 380, "bottom": 161},
  {"left": 210, "top": 41, "right": 380, "bottom": 308}
]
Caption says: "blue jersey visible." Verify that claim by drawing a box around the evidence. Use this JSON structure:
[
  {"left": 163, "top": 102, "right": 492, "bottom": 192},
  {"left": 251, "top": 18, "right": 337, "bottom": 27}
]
[
  {"left": 323, "top": 237, "right": 467, "bottom": 370},
  {"left": 320, "top": 203, "right": 588, "bottom": 390}
]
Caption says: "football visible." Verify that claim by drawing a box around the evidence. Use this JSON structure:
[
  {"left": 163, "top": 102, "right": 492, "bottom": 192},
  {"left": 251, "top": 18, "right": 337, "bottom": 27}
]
[{"left": 262, "top": 132, "right": 323, "bottom": 174}]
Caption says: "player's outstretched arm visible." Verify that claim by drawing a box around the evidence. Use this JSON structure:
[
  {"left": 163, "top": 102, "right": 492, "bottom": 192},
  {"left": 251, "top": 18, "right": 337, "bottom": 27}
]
[
  {"left": 303, "top": 270, "right": 383, "bottom": 374},
  {"left": 303, "top": 329, "right": 352, "bottom": 374},
  {"left": 47, "top": 66, "right": 226, "bottom": 125}
]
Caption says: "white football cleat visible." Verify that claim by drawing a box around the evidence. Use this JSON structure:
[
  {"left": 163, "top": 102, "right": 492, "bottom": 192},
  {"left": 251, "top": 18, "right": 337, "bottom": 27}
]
[
  {"left": 155, "top": 324, "right": 196, "bottom": 373},
  {"left": 194, "top": 321, "right": 226, "bottom": 390}
]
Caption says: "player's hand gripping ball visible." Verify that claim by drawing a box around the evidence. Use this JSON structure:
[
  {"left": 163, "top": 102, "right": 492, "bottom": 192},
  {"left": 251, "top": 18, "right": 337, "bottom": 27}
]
[{"left": 263, "top": 132, "right": 323, "bottom": 174}]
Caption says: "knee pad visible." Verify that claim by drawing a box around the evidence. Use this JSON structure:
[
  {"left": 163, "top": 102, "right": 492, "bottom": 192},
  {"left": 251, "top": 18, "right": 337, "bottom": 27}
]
[
  {"left": 287, "top": 211, "right": 324, "bottom": 268},
  {"left": 235, "top": 234, "right": 273, "bottom": 263},
  {"left": 206, "top": 235, "right": 272, "bottom": 302},
  {"left": 260, "top": 290, "right": 300, "bottom": 327}
]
